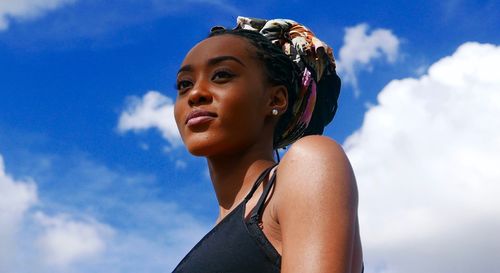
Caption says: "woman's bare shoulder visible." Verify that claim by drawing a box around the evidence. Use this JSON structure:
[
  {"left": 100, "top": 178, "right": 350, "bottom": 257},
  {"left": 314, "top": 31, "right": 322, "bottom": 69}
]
[
  {"left": 274, "top": 134, "right": 358, "bottom": 217},
  {"left": 283, "top": 134, "right": 345, "bottom": 156},
  {"left": 273, "top": 135, "right": 360, "bottom": 271},
  {"left": 279, "top": 135, "right": 354, "bottom": 180}
]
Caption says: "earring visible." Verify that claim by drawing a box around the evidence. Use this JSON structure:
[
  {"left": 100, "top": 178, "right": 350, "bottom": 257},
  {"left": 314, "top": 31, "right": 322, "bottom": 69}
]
[{"left": 272, "top": 109, "right": 279, "bottom": 116}]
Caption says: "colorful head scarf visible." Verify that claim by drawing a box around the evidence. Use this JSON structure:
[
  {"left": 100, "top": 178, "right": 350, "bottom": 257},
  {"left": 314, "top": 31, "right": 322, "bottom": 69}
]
[{"left": 213, "top": 16, "right": 340, "bottom": 148}]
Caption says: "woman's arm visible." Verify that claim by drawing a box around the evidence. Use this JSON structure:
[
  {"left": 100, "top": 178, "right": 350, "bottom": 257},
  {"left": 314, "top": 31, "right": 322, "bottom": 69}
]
[{"left": 275, "top": 135, "right": 360, "bottom": 273}]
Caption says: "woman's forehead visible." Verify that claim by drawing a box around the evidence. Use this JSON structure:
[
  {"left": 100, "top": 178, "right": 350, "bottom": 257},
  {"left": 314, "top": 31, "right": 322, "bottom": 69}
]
[{"left": 181, "top": 35, "right": 256, "bottom": 66}]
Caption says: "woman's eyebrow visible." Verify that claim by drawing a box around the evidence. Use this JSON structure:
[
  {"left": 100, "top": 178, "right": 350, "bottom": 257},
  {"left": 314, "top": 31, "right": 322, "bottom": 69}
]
[
  {"left": 177, "top": 65, "right": 193, "bottom": 75},
  {"left": 207, "top": 55, "right": 246, "bottom": 67},
  {"left": 177, "top": 55, "right": 246, "bottom": 75}
]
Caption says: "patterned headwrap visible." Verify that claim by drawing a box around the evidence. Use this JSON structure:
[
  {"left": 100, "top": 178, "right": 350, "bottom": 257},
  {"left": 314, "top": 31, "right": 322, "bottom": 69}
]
[{"left": 212, "top": 16, "right": 340, "bottom": 148}]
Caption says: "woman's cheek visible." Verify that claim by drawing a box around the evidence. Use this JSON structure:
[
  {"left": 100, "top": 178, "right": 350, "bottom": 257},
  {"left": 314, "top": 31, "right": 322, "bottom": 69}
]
[
  {"left": 229, "top": 102, "right": 262, "bottom": 138},
  {"left": 173, "top": 102, "right": 186, "bottom": 140}
]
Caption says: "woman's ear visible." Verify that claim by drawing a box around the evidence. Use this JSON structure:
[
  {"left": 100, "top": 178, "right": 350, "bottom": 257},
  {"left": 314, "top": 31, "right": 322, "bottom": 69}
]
[{"left": 268, "top": 85, "right": 288, "bottom": 116}]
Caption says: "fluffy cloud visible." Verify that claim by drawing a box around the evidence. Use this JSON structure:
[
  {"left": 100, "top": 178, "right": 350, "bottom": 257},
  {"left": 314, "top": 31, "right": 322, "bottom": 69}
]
[
  {"left": 118, "top": 91, "right": 181, "bottom": 147},
  {"left": 0, "top": 153, "right": 111, "bottom": 271},
  {"left": 0, "top": 150, "right": 209, "bottom": 272},
  {"left": 337, "top": 23, "right": 400, "bottom": 96},
  {"left": 0, "top": 155, "right": 37, "bottom": 231},
  {"left": 344, "top": 42, "right": 500, "bottom": 273},
  {"left": 35, "top": 212, "right": 113, "bottom": 267},
  {"left": 0, "top": 0, "right": 76, "bottom": 31},
  {"left": 0, "top": 155, "right": 37, "bottom": 272}
]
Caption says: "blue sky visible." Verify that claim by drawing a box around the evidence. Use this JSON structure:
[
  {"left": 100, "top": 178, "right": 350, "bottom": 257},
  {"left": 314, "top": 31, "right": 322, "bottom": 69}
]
[{"left": 1, "top": 1, "right": 499, "bottom": 272}]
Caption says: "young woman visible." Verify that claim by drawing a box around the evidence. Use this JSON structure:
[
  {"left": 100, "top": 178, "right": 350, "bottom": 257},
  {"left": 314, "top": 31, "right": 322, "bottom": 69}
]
[{"left": 172, "top": 16, "right": 363, "bottom": 273}]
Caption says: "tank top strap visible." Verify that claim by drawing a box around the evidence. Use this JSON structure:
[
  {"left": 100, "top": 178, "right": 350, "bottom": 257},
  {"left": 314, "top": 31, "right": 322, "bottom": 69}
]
[
  {"left": 250, "top": 165, "right": 278, "bottom": 220},
  {"left": 244, "top": 163, "right": 278, "bottom": 202}
]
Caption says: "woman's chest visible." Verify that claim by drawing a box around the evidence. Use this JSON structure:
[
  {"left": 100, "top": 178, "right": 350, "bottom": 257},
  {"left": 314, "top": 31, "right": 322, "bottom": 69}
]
[{"left": 172, "top": 204, "right": 281, "bottom": 273}]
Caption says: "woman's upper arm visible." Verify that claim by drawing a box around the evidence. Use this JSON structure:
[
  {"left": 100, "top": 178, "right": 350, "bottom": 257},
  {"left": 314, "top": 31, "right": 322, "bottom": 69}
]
[{"left": 275, "top": 135, "right": 359, "bottom": 273}]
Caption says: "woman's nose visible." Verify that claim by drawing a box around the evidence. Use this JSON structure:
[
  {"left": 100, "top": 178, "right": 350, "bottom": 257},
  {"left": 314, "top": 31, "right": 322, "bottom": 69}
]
[{"left": 188, "top": 80, "right": 213, "bottom": 107}]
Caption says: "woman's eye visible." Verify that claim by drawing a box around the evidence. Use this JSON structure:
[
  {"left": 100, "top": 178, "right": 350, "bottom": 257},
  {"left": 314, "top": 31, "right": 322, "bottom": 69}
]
[
  {"left": 176, "top": 80, "right": 192, "bottom": 92},
  {"left": 212, "top": 70, "right": 235, "bottom": 81}
]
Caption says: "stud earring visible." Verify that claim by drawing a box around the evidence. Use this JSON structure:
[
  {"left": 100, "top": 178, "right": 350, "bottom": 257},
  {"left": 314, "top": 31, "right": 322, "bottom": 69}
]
[{"left": 272, "top": 109, "right": 279, "bottom": 116}]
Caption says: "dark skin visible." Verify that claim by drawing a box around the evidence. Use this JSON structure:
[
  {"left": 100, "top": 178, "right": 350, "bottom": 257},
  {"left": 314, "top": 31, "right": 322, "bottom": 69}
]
[{"left": 174, "top": 35, "right": 363, "bottom": 273}]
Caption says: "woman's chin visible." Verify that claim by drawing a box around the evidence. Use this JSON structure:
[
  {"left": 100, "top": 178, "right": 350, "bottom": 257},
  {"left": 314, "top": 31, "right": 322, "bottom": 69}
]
[
  {"left": 182, "top": 131, "right": 256, "bottom": 158},
  {"left": 185, "top": 139, "right": 240, "bottom": 158},
  {"left": 187, "top": 146, "right": 211, "bottom": 157},
  {"left": 184, "top": 140, "right": 219, "bottom": 157}
]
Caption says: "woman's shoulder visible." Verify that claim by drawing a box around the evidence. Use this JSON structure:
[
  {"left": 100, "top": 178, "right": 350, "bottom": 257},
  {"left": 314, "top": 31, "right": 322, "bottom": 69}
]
[
  {"left": 272, "top": 135, "right": 361, "bottom": 272},
  {"left": 279, "top": 135, "right": 354, "bottom": 178},
  {"left": 283, "top": 135, "right": 345, "bottom": 158},
  {"left": 273, "top": 135, "right": 358, "bottom": 216}
]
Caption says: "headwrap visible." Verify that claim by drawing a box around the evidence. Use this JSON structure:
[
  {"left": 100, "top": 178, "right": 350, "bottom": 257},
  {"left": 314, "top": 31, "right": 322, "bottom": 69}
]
[{"left": 212, "top": 16, "right": 341, "bottom": 148}]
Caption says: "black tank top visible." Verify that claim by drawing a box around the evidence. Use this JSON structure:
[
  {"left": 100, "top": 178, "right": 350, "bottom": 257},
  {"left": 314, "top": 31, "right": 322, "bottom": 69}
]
[
  {"left": 172, "top": 164, "right": 280, "bottom": 272},
  {"left": 172, "top": 164, "right": 364, "bottom": 273}
]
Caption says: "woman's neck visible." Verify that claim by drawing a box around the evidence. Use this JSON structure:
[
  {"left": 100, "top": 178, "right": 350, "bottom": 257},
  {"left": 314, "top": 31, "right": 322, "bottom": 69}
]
[{"left": 207, "top": 143, "right": 275, "bottom": 220}]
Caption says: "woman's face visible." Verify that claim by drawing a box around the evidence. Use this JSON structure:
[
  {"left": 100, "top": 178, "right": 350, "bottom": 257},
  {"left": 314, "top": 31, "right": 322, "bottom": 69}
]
[{"left": 174, "top": 34, "right": 273, "bottom": 157}]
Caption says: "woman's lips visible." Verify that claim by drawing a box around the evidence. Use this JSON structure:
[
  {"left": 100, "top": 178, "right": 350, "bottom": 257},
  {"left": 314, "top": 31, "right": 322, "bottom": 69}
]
[
  {"left": 185, "top": 109, "right": 217, "bottom": 127},
  {"left": 186, "top": 116, "right": 215, "bottom": 126}
]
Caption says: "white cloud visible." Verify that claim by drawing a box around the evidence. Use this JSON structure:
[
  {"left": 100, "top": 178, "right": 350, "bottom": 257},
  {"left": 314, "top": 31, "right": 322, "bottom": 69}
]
[
  {"left": 337, "top": 23, "right": 400, "bottom": 96},
  {"left": 0, "top": 0, "right": 76, "bottom": 31},
  {"left": 0, "top": 153, "right": 115, "bottom": 271},
  {"left": 0, "top": 149, "right": 210, "bottom": 272},
  {"left": 35, "top": 212, "right": 113, "bottom": 267},
  {"left": 344, "top": 42, "right": 500, "bottom": 273},
  {"left": 0, "top": 155, "right": 37, "bottom": 230},
  {"left": 118, "top": 91, "right": 181, "bottom": 147},
  {"left": 0, "top": 155, "right": 37, "bottom": 272}
]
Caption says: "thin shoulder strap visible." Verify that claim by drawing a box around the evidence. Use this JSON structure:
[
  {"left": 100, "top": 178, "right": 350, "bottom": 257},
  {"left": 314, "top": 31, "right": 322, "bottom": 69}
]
[
  {"left": 250, "top": 166, "right": 278, "bottom": 220},
  {"left": 244, "top": 163, "right": 278, "bottom": 202}
]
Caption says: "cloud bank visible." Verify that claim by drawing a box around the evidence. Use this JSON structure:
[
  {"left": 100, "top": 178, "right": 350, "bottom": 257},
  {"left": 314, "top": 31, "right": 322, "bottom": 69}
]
[
  {"left": 0, "top": 151, "right": 208, "bottom": 272},
  {"left": 0, "top": 0, "right": 76, "bottom": 31},
  {"left": 0, "top": 156, "right": 37, "bottom": 272},
  {"left": 337, "top": 23, "right": 400, "bottom": 96},
  {"left": 345, "top": 42, "right": 500, "bottom": 273},
  {"left": 0, "top": 154, "right": 111, "bottom": 272},
  {"left": 35, "top": 212, "right": 114, "bottom": 267},
  {"left": 118, "top": 91, "right": 181, "bottom": 147}
]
